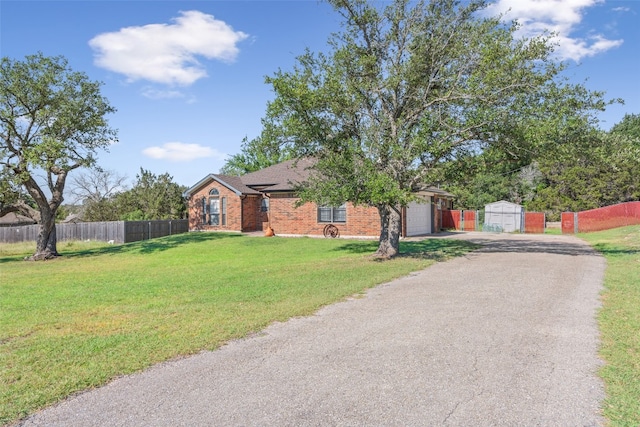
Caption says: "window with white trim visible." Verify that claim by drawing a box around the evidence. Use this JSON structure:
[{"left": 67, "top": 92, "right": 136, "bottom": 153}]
[
  {"left": 208, "top": 188, "right": 220, "bottom": 225},
  {"left": 317, "top": 204, "right": 346, "bottom": 223}
]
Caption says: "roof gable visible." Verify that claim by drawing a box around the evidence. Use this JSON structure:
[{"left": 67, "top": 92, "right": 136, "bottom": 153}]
[{"left": 183, "top": 174, "right": 261, "bottom": 198}]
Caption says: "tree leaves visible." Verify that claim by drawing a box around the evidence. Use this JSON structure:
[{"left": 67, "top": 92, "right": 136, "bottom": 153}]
[
  {"left": 0, "top": 53, "right": 117, "bottom": 258},
  {"left": 224, "top": 0, "right": 612, "bottom": 254}
]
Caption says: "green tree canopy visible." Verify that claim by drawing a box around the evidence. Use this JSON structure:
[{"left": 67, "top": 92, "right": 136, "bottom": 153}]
[
  {"left": 220, "top": 133, "right": 294, "bottom": 176},
  {"left": 113, "top": 168, "right": 187, "bottom": 221},
  {"left": 1, "top": 53, "right": 117, "bottom": 259},
  {"left": 254, "top": 0, "right": 610, "bottom": 257},
  {"left": 527, "top": 122, "right": 640, "bottom": 218},
  {"left": 610, "top": 113, "right": 640, "bottom": 140}
]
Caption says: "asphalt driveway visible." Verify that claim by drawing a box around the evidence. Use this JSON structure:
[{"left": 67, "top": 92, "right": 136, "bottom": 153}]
[{"left": 20, "top": 232, "right": 606, "bottom": 426}]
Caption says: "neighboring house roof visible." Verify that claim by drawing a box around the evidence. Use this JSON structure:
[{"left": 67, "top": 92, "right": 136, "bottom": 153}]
[
  {"left": 0, "top": 212, "right": 37, "bottom": 226},
  {"left": 61, "top": 213, "right": 83, "bottom": 223}
]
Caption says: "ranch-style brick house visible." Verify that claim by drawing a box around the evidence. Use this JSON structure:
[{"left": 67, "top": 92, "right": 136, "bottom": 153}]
[{"left": 183, "top": 158, "right": 454, "bottom": 238}]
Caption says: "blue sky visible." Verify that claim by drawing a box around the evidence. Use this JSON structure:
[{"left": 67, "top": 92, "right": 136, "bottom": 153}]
[{"left": 1, "top": 1, "right": 639, "bottom": 190}]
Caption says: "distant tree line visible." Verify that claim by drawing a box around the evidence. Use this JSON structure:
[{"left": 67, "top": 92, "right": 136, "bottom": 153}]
[
  {"left": 67, "top": 167, "right": 187, "bottom": 222},
  {"left": 442, "top": 113, "right": 640, "bottom": 219}
]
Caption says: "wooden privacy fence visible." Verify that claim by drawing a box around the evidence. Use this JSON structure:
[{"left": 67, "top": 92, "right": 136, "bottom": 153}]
[
  {"left": 442, "top": 210, "right": 545, "bottom": 233},
  {"left": 0, "top": 220, "right": 188, "bottom": 244},
  {"left": 561, "top": 201, "right": 640, "bottom": 233}
]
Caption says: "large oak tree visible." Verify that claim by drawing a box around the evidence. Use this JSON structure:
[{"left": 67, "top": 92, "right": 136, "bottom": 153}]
[
  {"left": 1, "top": 53, "right": 117, "bottom": 260},
  {"left": 259, "top": 0, "right": 609, "bottom": 257}
]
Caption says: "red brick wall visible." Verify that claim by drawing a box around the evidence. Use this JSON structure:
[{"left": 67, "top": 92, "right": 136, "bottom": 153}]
[
  {"left": 267, "top": 194, "right": 380, "bottom": 237},
  {"left": 188, "top": 183, "right": 381, "bottom": 236},
  {"left": 187, "top": 182, "right": 245, "bottom": 232},
  {"left": 241, "top": 196, "right": 263, "bottom": 232}
]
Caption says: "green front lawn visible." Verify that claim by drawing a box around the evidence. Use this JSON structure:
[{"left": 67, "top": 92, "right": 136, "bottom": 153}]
[
  {"left": 0, "top": 233, "right": 476, "bottom": 425},
  {"left": 581, "top": 226, "right": 640, "bottom": 427}
]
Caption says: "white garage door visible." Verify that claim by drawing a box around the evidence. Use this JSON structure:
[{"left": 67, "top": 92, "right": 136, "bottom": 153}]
[{"left": 406, "top": 201, "right": 432, "bottom": 236}]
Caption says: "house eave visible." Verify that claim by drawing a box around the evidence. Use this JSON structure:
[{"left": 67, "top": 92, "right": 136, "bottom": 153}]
[{"left": 183, "top": 174, "right": 255, "bottom": 198}]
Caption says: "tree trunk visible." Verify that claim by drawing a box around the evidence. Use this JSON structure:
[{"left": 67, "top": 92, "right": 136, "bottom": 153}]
[
  {"left": 375, "top": 204, "right": 401, "bottom": 259},
  {"left": 29, "top": 208, "right": 60, "bottom": 260}
]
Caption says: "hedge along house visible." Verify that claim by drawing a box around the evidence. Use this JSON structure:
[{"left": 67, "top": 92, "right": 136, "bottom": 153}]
[{"left": 183, "top": 158, "right": 454, "bottom": 238}]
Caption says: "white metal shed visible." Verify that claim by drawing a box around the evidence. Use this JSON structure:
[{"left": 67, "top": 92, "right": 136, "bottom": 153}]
[{"left": 484, "top": 201, "right": 523, "bottom": 233}]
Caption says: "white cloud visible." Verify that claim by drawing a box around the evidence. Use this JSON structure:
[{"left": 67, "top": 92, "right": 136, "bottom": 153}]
[
  {"left": 89, "top": 10, "right": 249, "bottom": 86},
  {"left": 612, "top": 7, "right": 630, "bottom": 13},
  {"left": 140, "top": 87, "right": 185, "bottom": 100},
  {"left": 143, "top": 142, "right": 226, "bottom": 162},
  {"left": 485, "top": 0, "right": 623, "bottom": 61}
]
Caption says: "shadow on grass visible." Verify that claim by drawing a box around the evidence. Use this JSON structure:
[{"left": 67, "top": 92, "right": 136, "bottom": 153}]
[
  {"left": 63, "top": 232, "right": 244, "bottom": 258},
  {"left": 334, "top": 239, "right": 479, "bottom": 261},
  {"left": 591, "top": 243, "right": 640, "bottom": 258}
]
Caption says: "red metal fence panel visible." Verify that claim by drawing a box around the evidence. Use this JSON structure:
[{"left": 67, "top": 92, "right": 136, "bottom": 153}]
[
  {"left": 463, "top": 210, "right": 477, "bottom": 231},
  {"left": 561, "top": 212, "right": 576, "bottom": 234},
  {"left": 562, "top": 202, "right": 640, "bottom": 233},
  {"left": 442, "top": 209, "right": 461, "bottom": 230},
  {"left": 524, "top": 212, "right": 545, "bottom": 234},
  {"left": 442, "top": 210, "right": 479, "bottom": 231},
  {"left": 443, "top": 209, "right": 546, "bottom": 233},
  {"left": 577, "top": 201, "right": 640, "bottom": 232}
]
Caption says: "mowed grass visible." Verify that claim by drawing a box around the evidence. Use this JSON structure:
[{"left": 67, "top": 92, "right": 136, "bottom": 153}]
[
  {"left": 581, "top": 226, "right": 640, "bottom": 426},
  {"left": 0, "top": 232, "right": 476, "bottom": 424}
]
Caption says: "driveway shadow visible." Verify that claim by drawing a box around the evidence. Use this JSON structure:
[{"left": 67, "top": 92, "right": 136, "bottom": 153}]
[{"left": 456, "top": 234, "right": 598, "bottom": 257}]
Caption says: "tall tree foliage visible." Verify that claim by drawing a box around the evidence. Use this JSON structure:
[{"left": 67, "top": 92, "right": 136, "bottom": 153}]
[
  {"left": 259, "top": 0, "right": 608, "bottom": 257},
  {"left": 610, "top": 113, "right": 640, "bottom": 140},
  {"left": 220, "top": 134, "right": 293, "bottom": 176},
  {"left": 527, "top": 117, "right": 640, "bottom": 218},
  {"left": 0, "top": 53, "right": 117, "bottom": 259},
  {"left": 114, "top": 168, "right": 187, "bottom": 220},
  {"left": 68, "top": 168, "right": 186, "bottom": 221}
]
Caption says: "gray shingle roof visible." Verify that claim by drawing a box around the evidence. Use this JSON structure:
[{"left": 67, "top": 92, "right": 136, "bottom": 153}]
[
  {"left": 183, "top": 158, "right": 316, "bottom": 198},
  {"left": 185, "top": 158, "right": 454, "bottom": 199},
  {"left": 241, "top": 158, "right": 316, "bottom": 191},
  {"left": 183, "top": 173, "right": 262, "bottom": 197},
  {"left": 214, "top": 174, "right": 262, "bottom": 195}
]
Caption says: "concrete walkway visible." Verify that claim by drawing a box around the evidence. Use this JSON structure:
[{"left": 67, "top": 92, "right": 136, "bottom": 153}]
[{"left": 20, "top": 233, "right": 606, "bottom": 426}]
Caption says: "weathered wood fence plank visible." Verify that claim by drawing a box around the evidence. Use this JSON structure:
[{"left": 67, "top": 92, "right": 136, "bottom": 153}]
[{"left": 0, "top": 220, "right": 188, "bottom": 244}]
